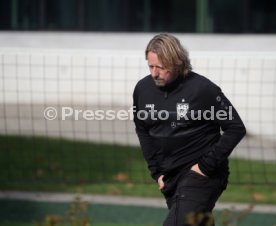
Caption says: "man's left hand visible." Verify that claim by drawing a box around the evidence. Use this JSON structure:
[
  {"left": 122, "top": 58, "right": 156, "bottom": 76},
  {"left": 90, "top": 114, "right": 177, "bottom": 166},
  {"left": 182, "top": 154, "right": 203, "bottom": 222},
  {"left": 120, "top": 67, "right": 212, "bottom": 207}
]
[{"left": 191, "top": 164, "right": 207, "bottom": 177}]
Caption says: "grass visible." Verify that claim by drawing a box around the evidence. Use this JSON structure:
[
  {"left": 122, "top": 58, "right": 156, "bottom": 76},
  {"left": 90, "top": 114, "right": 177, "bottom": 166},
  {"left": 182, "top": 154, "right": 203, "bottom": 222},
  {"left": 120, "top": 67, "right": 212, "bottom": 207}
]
[
  {"left": 2, "top": 224, "right": 146, "bottom": 226},
  {"left": 0, "top": 134, "right": 275, "bottom": 204},
  {"left": 1, "top": 221, "right": 151, "bottom": 226},
  {"left": 3, "top": 222, "right": 154, "bottom": 226}
]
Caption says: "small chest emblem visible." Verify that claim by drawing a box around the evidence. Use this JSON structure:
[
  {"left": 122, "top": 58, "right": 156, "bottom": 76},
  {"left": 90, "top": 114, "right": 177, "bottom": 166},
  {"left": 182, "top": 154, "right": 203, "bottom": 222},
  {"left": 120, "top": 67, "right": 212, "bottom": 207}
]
[
  {"left": 176, "top": 103, "right": 189, "bottom": 118},
  {"left": 145, "top": 104, "right": 155, "bottom": 109}
]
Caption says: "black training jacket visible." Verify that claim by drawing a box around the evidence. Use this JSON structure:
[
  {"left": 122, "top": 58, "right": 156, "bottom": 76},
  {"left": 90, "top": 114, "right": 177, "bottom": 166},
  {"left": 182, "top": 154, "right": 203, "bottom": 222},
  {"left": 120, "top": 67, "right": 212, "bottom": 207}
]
[{"left": 133, "top": 71, "right": 246, "bottom": 181}]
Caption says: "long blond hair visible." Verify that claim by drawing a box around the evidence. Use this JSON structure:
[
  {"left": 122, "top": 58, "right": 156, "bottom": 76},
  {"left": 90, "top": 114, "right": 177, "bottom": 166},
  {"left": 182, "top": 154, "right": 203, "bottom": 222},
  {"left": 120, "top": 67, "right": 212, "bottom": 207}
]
[{"left": 145, "top": 33, "right": 192, "bottom": 76}]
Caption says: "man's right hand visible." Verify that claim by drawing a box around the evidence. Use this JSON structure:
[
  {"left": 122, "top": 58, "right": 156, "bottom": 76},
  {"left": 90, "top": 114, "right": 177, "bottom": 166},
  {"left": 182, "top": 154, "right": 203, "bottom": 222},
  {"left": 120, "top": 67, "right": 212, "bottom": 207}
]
[{"left": 157, "top": 175, "right": 165, "bottom": 190}]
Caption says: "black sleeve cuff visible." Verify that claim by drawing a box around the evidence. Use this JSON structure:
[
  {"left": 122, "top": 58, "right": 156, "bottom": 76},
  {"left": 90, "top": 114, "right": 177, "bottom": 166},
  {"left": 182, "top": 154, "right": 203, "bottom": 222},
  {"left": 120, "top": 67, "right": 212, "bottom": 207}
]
[{"left": 152, "top": 172, "right": 163, "bottom": 182}]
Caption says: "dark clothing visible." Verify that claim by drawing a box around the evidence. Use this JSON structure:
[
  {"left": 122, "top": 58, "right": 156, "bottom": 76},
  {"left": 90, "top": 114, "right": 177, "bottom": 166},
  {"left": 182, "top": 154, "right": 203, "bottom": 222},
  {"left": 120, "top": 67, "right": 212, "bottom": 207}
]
[
  {"left": 163, "top": 170, "right": 224, "bottom": 226},
  {"left": 133, "top": 72, "right": 246, "bottom": 181},
  {"left": 133, "top": 71, "right": 246, "bottom": 226}
]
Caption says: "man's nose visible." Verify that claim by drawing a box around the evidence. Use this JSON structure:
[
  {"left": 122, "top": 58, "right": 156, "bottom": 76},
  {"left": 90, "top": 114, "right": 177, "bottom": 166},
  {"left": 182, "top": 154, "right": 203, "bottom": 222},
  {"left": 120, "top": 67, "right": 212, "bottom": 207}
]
[{"left": 152, "top": 67, "right": 159, "bottom": 77}]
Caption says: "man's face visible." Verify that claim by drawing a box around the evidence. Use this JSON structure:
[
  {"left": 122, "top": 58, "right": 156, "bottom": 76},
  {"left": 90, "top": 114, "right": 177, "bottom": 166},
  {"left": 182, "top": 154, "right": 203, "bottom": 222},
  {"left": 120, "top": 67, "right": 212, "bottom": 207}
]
[{"left": 147, "top": 51, "right": 177, "bottom": 87}]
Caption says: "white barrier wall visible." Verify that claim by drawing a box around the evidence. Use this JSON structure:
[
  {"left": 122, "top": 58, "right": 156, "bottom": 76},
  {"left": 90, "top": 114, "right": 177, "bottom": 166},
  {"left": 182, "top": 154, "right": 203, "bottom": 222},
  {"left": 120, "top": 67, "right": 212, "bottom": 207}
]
[{"left": 1, "top": 32, "right": 276, "bottom": 51}]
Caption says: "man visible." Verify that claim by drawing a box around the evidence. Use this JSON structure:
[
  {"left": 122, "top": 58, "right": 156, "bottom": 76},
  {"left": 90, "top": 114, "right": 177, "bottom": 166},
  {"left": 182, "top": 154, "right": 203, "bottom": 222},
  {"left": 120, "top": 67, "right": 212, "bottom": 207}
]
[{"left": 133, "top": 34, "right": 246, "bottom": 226}]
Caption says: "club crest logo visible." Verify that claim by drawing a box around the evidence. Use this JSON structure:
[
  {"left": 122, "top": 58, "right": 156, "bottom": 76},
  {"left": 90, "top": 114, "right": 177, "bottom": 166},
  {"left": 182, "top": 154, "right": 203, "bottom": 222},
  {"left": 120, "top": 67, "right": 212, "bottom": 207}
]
[{"left": 176, "top": 103, "right": 189, "bottom": 118}]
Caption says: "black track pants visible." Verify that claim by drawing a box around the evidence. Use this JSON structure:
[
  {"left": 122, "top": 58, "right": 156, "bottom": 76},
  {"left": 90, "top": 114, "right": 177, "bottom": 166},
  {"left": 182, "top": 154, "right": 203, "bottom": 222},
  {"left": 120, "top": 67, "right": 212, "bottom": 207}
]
[{"left": 163, "top": 170, "right": 225, "bottom": 226}]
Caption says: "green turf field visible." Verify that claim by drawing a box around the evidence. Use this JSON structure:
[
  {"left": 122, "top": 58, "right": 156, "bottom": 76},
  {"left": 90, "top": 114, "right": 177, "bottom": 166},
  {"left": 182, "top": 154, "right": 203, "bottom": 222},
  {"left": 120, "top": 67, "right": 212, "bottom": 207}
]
[{"left": 0, "top": 135, "right": 275, "bottom": 204}]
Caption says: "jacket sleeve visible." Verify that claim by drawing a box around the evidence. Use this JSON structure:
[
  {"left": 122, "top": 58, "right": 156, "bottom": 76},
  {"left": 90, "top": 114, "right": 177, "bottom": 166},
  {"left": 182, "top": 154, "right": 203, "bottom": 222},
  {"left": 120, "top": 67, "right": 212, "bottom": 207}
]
[
  {"left": 133, "top": 85, "right": 162, "bottom": 181},
  {"left": 198, "top": 85, "right": 246, "bottom": 177}
]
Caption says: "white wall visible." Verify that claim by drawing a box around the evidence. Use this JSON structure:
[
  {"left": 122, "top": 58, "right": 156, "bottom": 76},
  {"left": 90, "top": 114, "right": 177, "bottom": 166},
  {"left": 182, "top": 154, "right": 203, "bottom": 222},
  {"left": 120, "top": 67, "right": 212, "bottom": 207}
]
[{"left": 1, "top": 32, "right": 276, "bottom": 51}]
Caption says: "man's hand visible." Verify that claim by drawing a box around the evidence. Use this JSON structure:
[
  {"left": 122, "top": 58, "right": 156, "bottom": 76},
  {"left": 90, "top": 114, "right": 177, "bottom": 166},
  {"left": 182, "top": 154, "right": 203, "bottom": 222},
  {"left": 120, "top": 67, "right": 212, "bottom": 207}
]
[
  {"left": 191, "top": 164, "right": 207, "bottom": 177},
  {"left": 157, "top": 175, "right": 165, "bottom": 190}
]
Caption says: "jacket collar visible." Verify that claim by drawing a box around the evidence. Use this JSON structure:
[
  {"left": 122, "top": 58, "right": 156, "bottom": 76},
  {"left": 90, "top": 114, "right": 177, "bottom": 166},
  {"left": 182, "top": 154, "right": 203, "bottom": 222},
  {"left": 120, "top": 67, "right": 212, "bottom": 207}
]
[{"left": 158, "top": 74, "right": 184, "bottom": 92}]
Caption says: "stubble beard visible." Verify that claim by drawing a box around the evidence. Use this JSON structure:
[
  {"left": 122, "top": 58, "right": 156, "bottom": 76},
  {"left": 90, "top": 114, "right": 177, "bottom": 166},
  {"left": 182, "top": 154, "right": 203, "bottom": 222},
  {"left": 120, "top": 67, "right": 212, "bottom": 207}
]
[{"left": 153, "top": 79, "right": 166, "bottom": 87}]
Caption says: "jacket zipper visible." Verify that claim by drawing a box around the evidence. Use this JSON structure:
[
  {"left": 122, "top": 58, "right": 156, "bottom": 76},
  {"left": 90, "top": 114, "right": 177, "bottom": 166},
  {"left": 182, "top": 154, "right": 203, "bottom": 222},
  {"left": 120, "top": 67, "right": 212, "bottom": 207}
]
[{"left": 164, "top": 91, "right": 168, "bottom": 99}]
